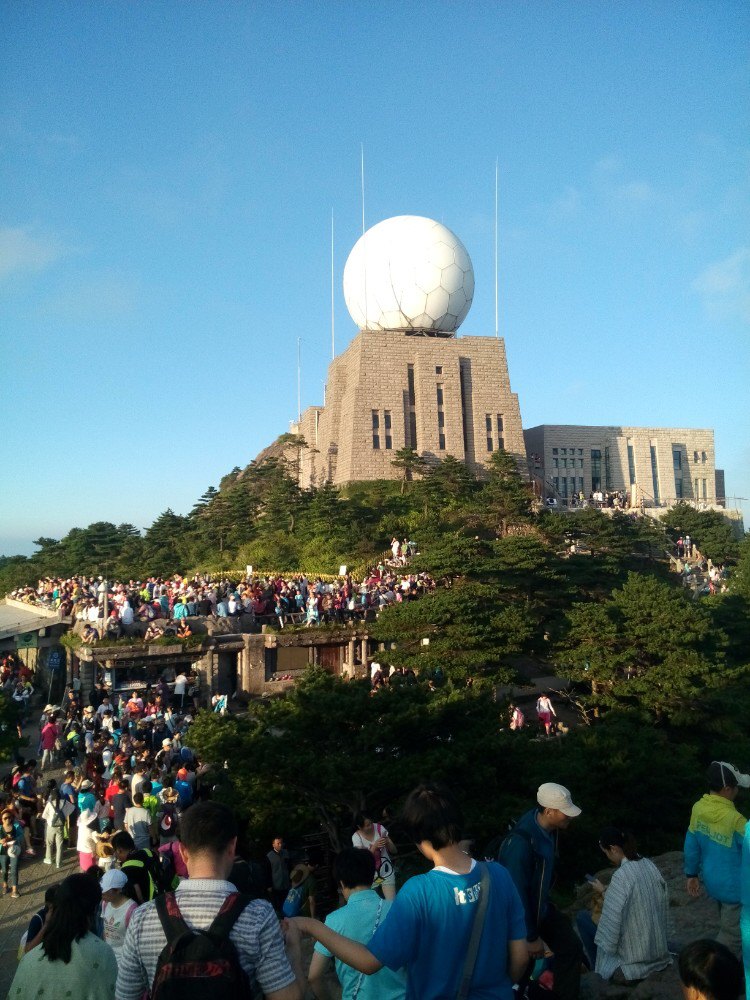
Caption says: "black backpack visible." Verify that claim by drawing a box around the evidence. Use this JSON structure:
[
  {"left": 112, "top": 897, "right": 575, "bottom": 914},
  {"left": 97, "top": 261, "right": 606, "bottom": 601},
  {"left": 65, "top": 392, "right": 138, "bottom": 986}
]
[{"left": 151, "top": 891, "right": 250, "bottom": 1000}]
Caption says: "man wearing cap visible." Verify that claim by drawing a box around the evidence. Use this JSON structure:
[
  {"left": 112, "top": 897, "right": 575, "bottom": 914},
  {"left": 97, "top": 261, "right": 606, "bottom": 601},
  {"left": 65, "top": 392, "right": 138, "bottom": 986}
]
[
  {"left": 684, "top": 761, "right": 749, "bottom": 957},
  {"left": 497, "top": 782, "right": 583, "bottom": 1000},
  {"left": 101, "top": 868, "right": 138, "bottom": 966}
]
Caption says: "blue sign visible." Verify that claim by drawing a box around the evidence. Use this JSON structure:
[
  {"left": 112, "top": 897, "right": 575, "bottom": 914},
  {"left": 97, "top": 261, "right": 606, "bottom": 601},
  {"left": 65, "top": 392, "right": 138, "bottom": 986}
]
[{"left": 48, "top": 651, "right": 63, "bottom": 673}]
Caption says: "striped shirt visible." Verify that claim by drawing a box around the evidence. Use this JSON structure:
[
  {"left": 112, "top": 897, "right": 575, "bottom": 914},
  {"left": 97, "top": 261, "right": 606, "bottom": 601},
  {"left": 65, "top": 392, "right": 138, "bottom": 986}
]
[
  {"left": 115, "top": 878, "right": 296, "bottom": 1000},
  {"left": 594, "top": 857, "right": 672, "bottom": 981}
]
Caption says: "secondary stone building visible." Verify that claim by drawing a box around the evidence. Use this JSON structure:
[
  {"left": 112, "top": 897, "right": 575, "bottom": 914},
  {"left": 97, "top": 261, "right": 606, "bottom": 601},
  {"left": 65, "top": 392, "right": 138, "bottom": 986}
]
[{"left": 524, "top": 424, "right": 722, "bottom": 507}]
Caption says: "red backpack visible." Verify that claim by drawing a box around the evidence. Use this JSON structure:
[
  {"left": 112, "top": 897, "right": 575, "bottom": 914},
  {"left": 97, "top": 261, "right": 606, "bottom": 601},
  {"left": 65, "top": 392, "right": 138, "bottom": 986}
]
[{"left": 150, "top": 892, "right": 250, "bottom": 1000}]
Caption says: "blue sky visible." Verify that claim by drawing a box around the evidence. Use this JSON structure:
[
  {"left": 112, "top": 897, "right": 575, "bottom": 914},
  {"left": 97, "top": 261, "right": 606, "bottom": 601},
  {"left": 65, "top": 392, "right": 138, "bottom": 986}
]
[{"left": 1, "top": 1, "right": 748, "bottom": 556}]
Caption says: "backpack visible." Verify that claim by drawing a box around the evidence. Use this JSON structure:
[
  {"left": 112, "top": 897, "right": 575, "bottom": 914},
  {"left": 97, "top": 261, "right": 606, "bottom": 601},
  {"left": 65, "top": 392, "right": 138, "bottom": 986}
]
[
  {"left": 159, "top": 804, "right": 178, "bottom": 838},
  {"left": 281, "top": 883, "right": 305, "bottom": 918},
  {"left": 151, "top": 891, "right": 250, "bottom": 1000},
  {"left": 156, "top": 845, "right": 178, "bottom": 893}
]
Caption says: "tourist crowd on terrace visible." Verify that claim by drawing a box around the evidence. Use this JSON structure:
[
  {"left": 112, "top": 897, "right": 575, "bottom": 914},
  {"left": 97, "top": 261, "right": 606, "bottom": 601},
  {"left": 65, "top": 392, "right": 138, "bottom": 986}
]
[{"left": 8, "top": 544, "right": 435, "bottom": 643}]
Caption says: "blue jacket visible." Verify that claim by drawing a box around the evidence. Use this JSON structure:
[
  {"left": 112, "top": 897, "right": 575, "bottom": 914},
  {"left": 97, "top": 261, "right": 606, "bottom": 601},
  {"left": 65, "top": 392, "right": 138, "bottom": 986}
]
[
  {"left": 497, "top": 808, "right": 556, "bottom": 940},
  {"left": 684, "top": 793, "right": 746, "bottom": 904}
]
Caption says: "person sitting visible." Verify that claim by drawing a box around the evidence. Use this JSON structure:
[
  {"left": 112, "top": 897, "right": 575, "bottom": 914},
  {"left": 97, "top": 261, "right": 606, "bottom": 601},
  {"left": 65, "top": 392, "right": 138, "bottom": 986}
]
[
  {"left": 82, "top": 624, "right": 99, "bottom": 645},
  {"left": 176, "top": 620, "right": 192, "bottom": 639},
  {"left": 576, "top": 826, "right": 671, "bottom": 983},
  {"left": 143, "top": 622, "right": 164, "bottom": 643}
]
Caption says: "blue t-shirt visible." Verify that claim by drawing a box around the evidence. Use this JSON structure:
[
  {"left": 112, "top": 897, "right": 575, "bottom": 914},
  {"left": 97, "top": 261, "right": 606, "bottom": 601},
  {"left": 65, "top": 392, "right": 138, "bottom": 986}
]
[
  {"left": 315, "top": 889, "right": 406, "bottom": 1000},
  {"left": 368, "top": 862, "right": 526, "bottom": 1000}
]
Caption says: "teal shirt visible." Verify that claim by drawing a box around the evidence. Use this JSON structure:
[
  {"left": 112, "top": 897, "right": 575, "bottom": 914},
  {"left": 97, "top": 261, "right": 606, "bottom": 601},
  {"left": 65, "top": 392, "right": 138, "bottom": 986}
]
[
  {"left": 9, "top": 932, "right": 118, "bottom": 999},
  {"left": 315, "top": 889, "right": 406, "bottom": 1000}
]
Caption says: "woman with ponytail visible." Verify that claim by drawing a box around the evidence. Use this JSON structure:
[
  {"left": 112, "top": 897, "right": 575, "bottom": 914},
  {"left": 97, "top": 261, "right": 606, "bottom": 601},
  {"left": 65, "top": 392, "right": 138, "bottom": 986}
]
[{"left": 577, "top": 826, "right": 672, "bottom": 983}]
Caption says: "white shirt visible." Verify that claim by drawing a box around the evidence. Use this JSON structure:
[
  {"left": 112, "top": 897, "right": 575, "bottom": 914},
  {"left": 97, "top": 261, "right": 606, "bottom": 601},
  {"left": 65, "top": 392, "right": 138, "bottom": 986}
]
[
  {"left": 174, "top": 674, "right": 188, "bottom": 695},
  {"left": 102, "top": 898, "right": 138, "bottom": 961}
]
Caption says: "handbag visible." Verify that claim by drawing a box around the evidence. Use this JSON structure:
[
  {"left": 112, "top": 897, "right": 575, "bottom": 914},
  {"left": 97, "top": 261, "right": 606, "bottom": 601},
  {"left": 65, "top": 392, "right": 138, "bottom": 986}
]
[{"left": 457, "top": 862, "right": 490, "bottom": 1000}]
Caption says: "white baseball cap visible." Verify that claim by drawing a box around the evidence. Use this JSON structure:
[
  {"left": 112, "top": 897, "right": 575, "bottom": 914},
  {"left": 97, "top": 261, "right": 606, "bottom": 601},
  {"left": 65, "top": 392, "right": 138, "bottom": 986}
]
[
  {"left": 537, "top": 782, "right": 581, "bottom": 817},
  {"left": 101, "top": 869, "right": 128, "bottom": 892}
]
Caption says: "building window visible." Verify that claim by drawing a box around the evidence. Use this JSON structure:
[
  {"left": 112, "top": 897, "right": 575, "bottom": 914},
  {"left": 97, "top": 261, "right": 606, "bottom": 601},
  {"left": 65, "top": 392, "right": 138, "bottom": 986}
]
[
  {"left": 372, "top": 410, "right": 380, "bottom": 450},
  {"left": 439, "top": 433, "right": 446, "bottom": 450},
  {"left": 553, "top": 458, "right": 558, "bottom": 468},
  {"left": 561, "top": 448, "right": 567, "bottom": 456},
  {"left": 675, "top": 479, "right": 683, "bottom": 498},
  {"left": 436, "top": 384, "right": 444, "bottom": 407},
  {"left": 407, "top": 365, "right": 417, "bottom": 449},
  {"left": 438, "top": 411, "right": 445, "bottom": 428},
  {"left": 552, "top": 477, "right": 559, "bottom": 492},
  {"left": 604, "top": 446, "right": 612, "bottom": 490},
  {"left": 496, "top": 415, "right": 504, "bottom": 443},
  {"left": 560, "top": 477, "right": 568, "bottom": 498},
  {"left": 435, "top": 366, "right": 442, "bottom": 374},
  {"left": 578, "top": 449, "right": 583, "bottom": 456},
  {"left": 498, "top": 438, "right": 504, "bottom": 450},
  {"left": 694, "top": 451, "right": 699, "bottom": 463},
  {"left": 627, "top": 443, "right": 636, "bottom": 485},
  {"left": 702, "top": 479, "right": 707, "bottom": 500},
  {"left": 650, "top": 444, "right": 660, "bottom": 503},
  {"left": 578, "top": 476, "right": 584, "bottom": 493},
  {"left": 591, "top": 449, "right": 602, "bottom": 492},
  {"left": 702, "top": 451, "right": 707, "bottom": 463},
  {"left": 384, "top": 410, "right": 392, "bottom": 450},
  {"left": 694, "top": 477, "right": 699, "bottom": 496},
  {"left": 673, "top": 449, "right": 682, "bottom": 471},
  {"left": 486, "top": 414, "right": 493, "bottom": 452},
  {"left": 578, "top": 458, "right": 584, "bottom": 469},
  {"left": 552, "top": 448, "right": 558, "bottom": 456}
]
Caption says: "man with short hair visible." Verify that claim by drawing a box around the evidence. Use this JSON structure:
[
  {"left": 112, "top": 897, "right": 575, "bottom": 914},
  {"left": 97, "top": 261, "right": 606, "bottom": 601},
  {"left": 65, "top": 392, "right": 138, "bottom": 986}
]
[
  {"left": 309, "top": 847, "right": 406, "bottom": 999},
  {"left": 124, "top": 793, "right": 153, "bottom": 850},
  {"left": 685, "top": 760, "right": 748, "bottom": 957},
  {"left": 116, "top": 801, "right": 304, "bottom": 1000},
  {"left": 497, "top": 782, "right": 583, "bottom": 1000},
  {"left": 293, "top": 783, "right": 527, "bottom": 999},
  {"left": 267, "top": 835, "right": 291, "bottom": 914}
]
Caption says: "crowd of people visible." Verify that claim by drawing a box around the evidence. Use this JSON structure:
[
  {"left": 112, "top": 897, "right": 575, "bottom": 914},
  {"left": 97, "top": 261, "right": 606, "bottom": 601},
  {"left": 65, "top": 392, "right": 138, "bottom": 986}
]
[
  {"left": 9, "top": 557, "right": 436, "bottom": 640},
  {"left": 4, "top": 681, "right": 749, "bottom": 1000}
]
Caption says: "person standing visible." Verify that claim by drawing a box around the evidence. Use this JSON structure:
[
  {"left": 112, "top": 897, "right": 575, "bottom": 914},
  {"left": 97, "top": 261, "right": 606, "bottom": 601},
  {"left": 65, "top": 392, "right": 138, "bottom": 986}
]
[
  {"left": 535, "top": 693, "right": 557, "bottom": 736},
  {"left": 497, "top": 782, "right": 583, "bottom": 1000},
  {"left": 308, "top": 847, "right": 406, "bottom": 1000},
  {"left": 268, "top": 835, "right": 291, "bottom": 914},
  {"left": 42, "top": 786, "right": 74, "bottom": 868},
  {"left": 685, "top": 761, "right": 748, "bottom": 957},
  {"left": 101, "top": 869, "right": 138, "bottom": 967},
  {"left": 352, "top": 813, "right": 397, "bottom": 900},
  {"left": 292, "top": 783, "right": 527, "bottom": 1000},
  {"left": 9, "top": 873, "right": 117, "bottom": 998},
  {"left": 116, "top": 801, "right": 304, "bottom": 1000}
]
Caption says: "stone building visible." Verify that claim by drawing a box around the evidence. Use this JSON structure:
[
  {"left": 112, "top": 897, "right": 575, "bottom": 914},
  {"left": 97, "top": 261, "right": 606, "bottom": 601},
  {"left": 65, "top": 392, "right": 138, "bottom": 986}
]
[
  {"left": 289, "top": 215, "right": 526, "bottom": 488},
  {"left": 524, "top": 424, "right": 722, "bottom": 507},
  {"left": 296, "top": 330, "right": 525, "bottom": 487}
]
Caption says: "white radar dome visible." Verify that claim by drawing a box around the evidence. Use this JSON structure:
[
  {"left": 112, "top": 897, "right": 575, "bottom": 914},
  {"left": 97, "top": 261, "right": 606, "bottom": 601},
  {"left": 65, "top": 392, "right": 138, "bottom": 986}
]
[{"left": 343, "top": 215, "right": 474, "bottom": 335}]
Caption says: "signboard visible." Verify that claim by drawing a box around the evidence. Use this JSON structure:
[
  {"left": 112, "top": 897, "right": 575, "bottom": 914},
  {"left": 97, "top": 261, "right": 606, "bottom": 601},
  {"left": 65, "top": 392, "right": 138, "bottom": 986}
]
[
  {"left": 246, "top": 565, "right": 253, "bottom": 577},
  {"left": 16, "top": 632, "right": 38, "bottom": 649},
  {"left": 47, "top": 650, "right": 64, "bottom": 673},
  {"left": 339, "top": 565, "right": 347, "bottom": 577}
]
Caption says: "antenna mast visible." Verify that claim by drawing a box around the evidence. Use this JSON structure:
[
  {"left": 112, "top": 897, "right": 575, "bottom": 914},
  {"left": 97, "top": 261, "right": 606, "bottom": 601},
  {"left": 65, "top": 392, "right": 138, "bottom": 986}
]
[
  {"left": 297, "top": 337, "right": 301, "bottom": 423},
  {"left": 495, "top": 157, "right": 499, "bottom": 339},
  {"left": 331, "top": 211, "right": 335, "bottom": 360},
  {"left": 361, "top": 143, "right": 367, "bottom": 330}
]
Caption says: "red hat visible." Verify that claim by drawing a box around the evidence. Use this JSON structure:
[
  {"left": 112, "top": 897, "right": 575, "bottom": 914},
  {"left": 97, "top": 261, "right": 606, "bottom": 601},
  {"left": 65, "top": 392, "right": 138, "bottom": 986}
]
[{"left": 177, "top": 768, "right": 188, "bottom": 780}]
